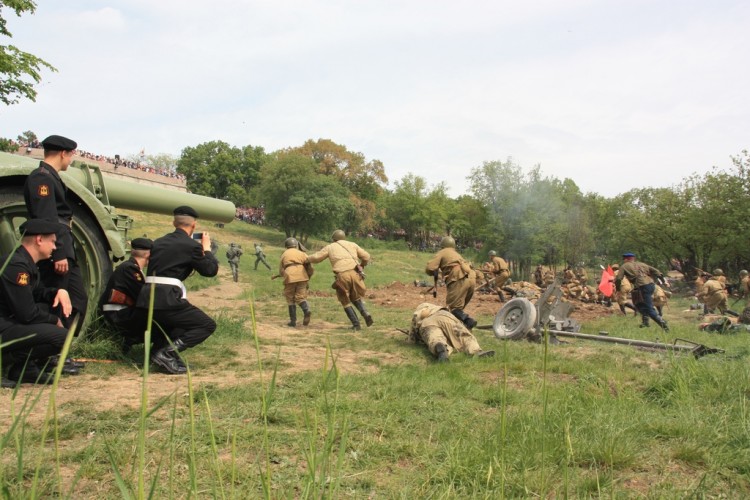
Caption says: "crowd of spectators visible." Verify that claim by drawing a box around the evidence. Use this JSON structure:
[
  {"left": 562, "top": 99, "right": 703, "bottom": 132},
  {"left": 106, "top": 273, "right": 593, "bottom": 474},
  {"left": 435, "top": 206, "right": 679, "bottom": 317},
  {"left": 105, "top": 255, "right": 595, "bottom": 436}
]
[
  {"left": 236, "top": 206, "right": 266, "bottom": 225},
  {"left": 76, "top": 150, "right": 186, "bottom": 182}
]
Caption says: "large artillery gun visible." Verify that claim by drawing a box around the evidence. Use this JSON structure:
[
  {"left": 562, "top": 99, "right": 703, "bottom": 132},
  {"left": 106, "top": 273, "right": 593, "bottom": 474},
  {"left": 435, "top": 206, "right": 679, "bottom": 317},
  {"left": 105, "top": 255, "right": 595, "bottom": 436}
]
[
  {"left": 0, "top": 151, "right": 235, "bottom": 332},
  {"left": 484, "top": 280, "right": 723, "bottom": 359}
]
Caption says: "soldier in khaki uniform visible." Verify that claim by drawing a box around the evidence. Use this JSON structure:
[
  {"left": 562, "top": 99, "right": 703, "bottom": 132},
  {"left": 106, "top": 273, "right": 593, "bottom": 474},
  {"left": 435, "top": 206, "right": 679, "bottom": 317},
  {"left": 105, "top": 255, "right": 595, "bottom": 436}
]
[
  {"left": 610, "top": 263, "right": 637, "bottom": 315},
  {"left": 279, "top": 237, "right": 313, "bottom": 327},
  {"left": 487, "top": 250, "right": 510, "bottom": 302},
  {"left": 425, "top": 236, "right": 477, "bottom": 330},
  {"left": 698, "top": 270, "right": 733, "bottom": 316},
  {"left": 409, "top": 303, "right": 494, "bottom": 362},
  {"left": 614, "top": 252, "right": 669, "bottom": 331},
  {"left": 308, "top": 230, "right": 372, "bottom": 331}
]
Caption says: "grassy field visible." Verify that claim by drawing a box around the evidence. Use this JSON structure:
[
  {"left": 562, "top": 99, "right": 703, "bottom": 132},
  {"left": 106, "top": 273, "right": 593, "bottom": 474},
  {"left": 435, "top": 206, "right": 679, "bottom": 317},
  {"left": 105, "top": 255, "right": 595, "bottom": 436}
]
[{"left": 2, "top": 215, "right": 750, "bottom": 498}]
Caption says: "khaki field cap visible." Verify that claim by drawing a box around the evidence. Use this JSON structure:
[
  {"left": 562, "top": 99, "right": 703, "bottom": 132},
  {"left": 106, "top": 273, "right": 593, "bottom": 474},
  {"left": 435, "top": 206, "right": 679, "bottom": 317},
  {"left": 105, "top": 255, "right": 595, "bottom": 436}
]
[
  {"left": 440, "top": 236, "right": 455, "bottom": 248},
  {"left": 285, "top": 237, "right": 298, "bottom": 248},
  {"left": 332, "top": 230, "right": 346, "bottom": 241}
]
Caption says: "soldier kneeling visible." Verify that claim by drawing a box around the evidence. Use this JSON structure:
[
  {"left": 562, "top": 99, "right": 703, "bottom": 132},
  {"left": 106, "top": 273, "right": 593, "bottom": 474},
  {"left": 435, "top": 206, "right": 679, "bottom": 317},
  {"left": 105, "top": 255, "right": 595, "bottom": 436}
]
[{"left": 408, "top": 303, "right": 494, "bottom": 362}]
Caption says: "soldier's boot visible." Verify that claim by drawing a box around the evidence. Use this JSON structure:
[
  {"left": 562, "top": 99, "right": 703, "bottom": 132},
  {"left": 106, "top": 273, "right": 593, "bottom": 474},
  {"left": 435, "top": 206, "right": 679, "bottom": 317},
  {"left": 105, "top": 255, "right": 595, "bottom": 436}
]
[
  {"left": 171, "top": 339, "right": 190, "bottom": 371},
  {"left": 725, "top": 309, "right": 740, "bottom": 318},
  {"left": 354, "top": 299, "right": 374, "bottom": 327},
  {"left": 624, "top": 302, "right": 638, "bottom": 316},
  {"left": 639, "top": 316, "right": 650, "bottom": 328},
  {"left": 1, "top": 376, "right": 16, "bottom": 389},
  {"left": 300, "top": 301, "right": 312, "bottom": 326},
  {"left": 497, "top": 290, "right": 506, "bottom": 302},
  {"left": 435, "top": 343, "right": 450, "bottom": 363},
  {"left": 656, "top": 316, "right": 670, "bottom": 333},
  {"left": 287, "top": 305, "right": 297, "bottom": 327},
  {"left": 618, "top": 304, "right": 627, "bottom": 315},
  {"left": 451, "top": 309, "right": 477, "bottom": 330},
  {"left": 344, "top": 306, "right": 361, "bottom": 331},
  {"left": 233, "top": 271, "right": 238, "bottom": 282},
  {"left": 6, "top": 361, "right": 53, "bottom": 385},
  {"left": 152, "top": 342, "right": 188, "bottom": 375}
]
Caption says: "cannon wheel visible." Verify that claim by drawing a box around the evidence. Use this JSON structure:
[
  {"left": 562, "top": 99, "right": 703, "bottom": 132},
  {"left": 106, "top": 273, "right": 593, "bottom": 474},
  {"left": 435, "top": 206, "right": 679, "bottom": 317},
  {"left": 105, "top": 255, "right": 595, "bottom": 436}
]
[
  {"left": 0, "top": 186, "right": 112, "bottom": 334},
  {"left": 493, "top": 297, "right": 537, "bottom": 340}
]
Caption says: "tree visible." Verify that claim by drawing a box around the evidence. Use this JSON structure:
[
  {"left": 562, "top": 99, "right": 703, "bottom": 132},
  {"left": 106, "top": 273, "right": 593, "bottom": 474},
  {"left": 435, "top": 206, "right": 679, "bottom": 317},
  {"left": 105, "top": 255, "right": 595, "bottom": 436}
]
[
  {"left": 257, "top": 153, "right": 352, "bottom": 242},
  {"left": 1, "top": 1, "right": 56, "bottom": 106},
  {"left": 16, "top": 129, "right": 36, "bottom": 145},
  {"left": 0, "top": 136, "right": 14, "bottom": 151},
  {"left": 177, "top": 140, "right": 267, "bottom": 206}
]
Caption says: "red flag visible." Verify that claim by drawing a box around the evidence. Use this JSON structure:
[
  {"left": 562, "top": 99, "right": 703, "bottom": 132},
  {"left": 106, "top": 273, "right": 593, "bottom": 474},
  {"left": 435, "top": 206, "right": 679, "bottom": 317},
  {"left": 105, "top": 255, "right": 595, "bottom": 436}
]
[{"left": 598, "top": 267, "right": 614, "bottom": 297}]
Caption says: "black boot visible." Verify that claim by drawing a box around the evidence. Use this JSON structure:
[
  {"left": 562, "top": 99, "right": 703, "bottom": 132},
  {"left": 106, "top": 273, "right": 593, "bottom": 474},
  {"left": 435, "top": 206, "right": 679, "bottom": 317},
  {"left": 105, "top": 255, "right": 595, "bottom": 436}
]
[
  {"left": 475, "top": 350, "right": 496, "bottom": 358},
  {"left": 639, "top": 316, "right": 650, "bottom": 328},
  {"left": 452, "top": 309, "right": 477, "bottom": 330},
  {"left": 344, "top": 306, "right": 361, "bottom": 331},
  {"left": 1, "top": 376, "right": 16, "bottom": 389},
  {"left": 725, "top": 309, "right": 740, "bottom": 318},
  {"left": 497, "top": 290, "right": 506, "bottom": 302},
  {"left": 354, "top": 300, "right": 374, "bottom": 327},
  {"left": 287, "top": 305, "right": 297, "bottom": 327},
  {"left": 656, "top": 317, "right": 670, "bottom": 332},
  {"left": 7, "top": 361, "right": 53, "bottom": 385},
  {"left": 300, "top": 301, "right": 312, "bottom": 326},
  {"left": 152, "top": 342, "right": 188, "bottom": 375},
  {"left": 435, "top": 343, "right": 449, "bottom": 362}
]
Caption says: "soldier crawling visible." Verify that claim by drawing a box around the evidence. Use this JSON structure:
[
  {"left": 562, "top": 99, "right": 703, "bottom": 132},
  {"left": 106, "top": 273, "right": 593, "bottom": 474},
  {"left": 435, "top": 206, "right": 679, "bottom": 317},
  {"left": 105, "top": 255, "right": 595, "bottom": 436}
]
[{"left": 408, "top": 303, "right": 494, "bottom": 362}]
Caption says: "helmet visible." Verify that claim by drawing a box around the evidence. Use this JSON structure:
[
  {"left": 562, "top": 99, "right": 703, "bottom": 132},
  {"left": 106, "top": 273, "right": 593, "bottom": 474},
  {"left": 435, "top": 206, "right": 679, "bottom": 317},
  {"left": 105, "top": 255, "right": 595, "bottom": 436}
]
[
  {"left": 332, "top": 230, "right": 346, "bottom": 241},
  {"left": 740, "top": 270, "right": 749, "bottom": 277},
  {"left": 285, "top": 237, "right": 298, "bottom": 248},
  {"left": 488, "top": 250, "right": 497, "bottom": 257},
  {"left": 712, "top": 268, "right": 724, "bottom": 277},
  {"left": 611, "top": 264, "right": 620, "bottom": 270},
  {"left": 440, "top": 236, "right": 455, "bottom": 248}
]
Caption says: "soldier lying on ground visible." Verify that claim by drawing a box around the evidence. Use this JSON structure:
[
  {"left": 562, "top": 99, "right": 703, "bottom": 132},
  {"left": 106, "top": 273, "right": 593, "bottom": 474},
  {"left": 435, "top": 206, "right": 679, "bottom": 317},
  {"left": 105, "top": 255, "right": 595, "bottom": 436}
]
[{"left": 408, "top": 303, "right": 494, "bottom": 362}]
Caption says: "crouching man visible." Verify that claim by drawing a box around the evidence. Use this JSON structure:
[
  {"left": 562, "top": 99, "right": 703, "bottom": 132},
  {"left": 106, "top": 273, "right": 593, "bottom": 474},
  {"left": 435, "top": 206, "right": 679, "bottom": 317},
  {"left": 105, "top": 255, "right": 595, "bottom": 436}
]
[
  {"left": 1, "top": 220, "right": 72, "bottom": 387},
  {"left": 137, "top": 206, "right": 219, "bottom": 374},
  {"left": 99, "top": 238, "right": 152, "bottom": 351},
  {"left": 408, "top": 303, "right": 494, "bottom": 362}
]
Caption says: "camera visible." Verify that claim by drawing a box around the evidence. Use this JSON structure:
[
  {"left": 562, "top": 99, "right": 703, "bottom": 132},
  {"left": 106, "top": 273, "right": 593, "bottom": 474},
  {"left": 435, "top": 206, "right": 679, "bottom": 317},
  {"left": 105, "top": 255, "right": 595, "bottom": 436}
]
[{"left": 192, "top": 232, "right": 203, "bottom": 240}]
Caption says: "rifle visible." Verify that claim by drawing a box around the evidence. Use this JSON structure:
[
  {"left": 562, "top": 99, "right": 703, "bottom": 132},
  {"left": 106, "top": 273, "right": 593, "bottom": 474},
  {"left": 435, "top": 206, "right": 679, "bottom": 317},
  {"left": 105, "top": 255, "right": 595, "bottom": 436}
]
[
  {"left": 271, "top": 274, "right": 281, "bottom": 280},
  {"left": 432, "top": 269, "right": 439, "bottom": 298},
  {"left": 475, "top": 276, "right": 497, "bottom": 292}
]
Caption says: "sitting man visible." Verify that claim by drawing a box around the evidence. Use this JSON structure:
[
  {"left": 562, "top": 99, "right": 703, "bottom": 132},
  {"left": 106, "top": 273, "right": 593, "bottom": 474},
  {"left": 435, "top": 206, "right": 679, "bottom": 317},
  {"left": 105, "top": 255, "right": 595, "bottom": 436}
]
[
  {"left": 1, "top": 219, "right": 72, "bottom": 386},
  {"left": 136, "top": 206, "right": 219, "bottom": 374},
  {"left": 99, "top": 238, "right": 152, "bottom": 351},
  {"left": 408, "top": 303, "right": 494, "bottom": 362}
]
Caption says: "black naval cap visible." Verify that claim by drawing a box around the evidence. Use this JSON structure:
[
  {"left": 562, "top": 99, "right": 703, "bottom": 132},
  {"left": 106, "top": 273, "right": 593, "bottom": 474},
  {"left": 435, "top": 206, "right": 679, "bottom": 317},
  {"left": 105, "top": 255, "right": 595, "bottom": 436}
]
[
  {"left": 41, "top": 135, "right": 77, "bottom": 152},
  {"left": 173, "top": 205, "right": 199, "bottom": 218},
  {"left": 130, "top": 237, "right": 153, "bottom": 250},
  {"left": 19, "top": 219, "right": 61, "bottom": 236}
]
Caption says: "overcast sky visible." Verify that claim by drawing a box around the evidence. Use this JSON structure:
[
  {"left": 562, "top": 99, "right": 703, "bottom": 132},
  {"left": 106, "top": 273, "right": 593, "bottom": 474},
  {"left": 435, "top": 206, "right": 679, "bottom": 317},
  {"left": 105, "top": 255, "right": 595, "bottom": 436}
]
[{"left": 3, "top": 0, "right": 749, "bottom": 197}]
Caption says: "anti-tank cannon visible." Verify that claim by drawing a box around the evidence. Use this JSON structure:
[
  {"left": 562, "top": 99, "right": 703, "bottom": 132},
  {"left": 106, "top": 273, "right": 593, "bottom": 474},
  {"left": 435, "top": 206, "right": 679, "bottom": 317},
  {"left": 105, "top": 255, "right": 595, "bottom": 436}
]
[
  {"left": 0, "top": 151, "right": 235, "bottom": 332},
  {"left": 481, "top": 280, "right": 724, "bottom": 359}
]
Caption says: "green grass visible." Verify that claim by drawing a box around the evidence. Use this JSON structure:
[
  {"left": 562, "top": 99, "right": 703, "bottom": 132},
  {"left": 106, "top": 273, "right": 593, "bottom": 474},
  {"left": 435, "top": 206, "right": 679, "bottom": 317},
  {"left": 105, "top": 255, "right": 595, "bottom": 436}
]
[{"left": 2, "top": 217, "right": 750, "bottom": 497}]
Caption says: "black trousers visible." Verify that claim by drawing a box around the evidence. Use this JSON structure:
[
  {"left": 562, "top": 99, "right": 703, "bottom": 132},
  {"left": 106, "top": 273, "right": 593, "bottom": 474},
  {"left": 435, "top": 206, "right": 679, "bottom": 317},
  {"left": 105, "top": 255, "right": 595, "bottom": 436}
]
[
  {"left": 150, "top": 304, "right": 216, "bottom": 349},
  {"left": 39, "top": 260, "right": 88, "bottom": 336},
  {"left": 0, "top": 322, "right": 66, "bottom": 365},
  {"left": 104, "top": 309, "right": 149, "bottom": 345}
]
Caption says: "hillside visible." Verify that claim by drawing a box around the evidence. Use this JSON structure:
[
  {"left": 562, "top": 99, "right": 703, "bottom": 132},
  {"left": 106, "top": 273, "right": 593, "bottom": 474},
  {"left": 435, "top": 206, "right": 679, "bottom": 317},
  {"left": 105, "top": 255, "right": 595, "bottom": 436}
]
[{"left": 1, "top": 214, "right": 748, "bottom": 497}]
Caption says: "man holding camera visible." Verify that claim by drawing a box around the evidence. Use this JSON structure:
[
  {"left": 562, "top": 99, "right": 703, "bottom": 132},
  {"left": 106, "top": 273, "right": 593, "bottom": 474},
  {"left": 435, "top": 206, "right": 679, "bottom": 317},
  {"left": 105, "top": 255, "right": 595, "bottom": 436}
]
[{"left": 136, "top": 206, "right": 218, "bottom": 374}]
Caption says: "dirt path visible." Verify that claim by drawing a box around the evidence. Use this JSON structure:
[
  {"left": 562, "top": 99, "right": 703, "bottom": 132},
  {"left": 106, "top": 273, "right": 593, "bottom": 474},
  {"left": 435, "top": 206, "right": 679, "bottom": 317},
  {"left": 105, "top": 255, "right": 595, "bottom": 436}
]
[{"left": 1, "top": 270, "right": 613, "bottom": 424}]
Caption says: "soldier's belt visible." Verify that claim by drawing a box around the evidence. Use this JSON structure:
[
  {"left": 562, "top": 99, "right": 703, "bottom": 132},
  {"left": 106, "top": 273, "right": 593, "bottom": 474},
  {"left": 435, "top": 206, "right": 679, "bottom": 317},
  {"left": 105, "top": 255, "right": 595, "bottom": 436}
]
[
  {"left": 145, "top": 276, "right": 187, "bottom": 299},
  {"left": 103, "top": 304, "right": 128, "bottom": 312}
]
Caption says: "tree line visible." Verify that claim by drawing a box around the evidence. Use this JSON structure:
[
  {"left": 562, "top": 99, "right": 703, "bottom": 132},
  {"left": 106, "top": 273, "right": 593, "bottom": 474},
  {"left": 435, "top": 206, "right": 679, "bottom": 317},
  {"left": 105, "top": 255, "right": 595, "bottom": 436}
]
[{"left": 175, "top": 139, "right": 750, "bottom": 281}]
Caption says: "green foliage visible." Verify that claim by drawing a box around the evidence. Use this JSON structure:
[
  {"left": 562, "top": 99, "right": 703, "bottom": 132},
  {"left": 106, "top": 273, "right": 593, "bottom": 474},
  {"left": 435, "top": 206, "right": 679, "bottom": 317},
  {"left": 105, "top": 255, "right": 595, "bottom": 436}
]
[
  {"left": 16, "top": 129, "right": 35, "bottom": 145},
  {"left": 0, "top": 137, "right": 14, "bottom": 152},
  {"left": 258, "top": 153, "right": 352, "bottom": 241},
  {"left": 0, "top": 1, "right": 57, "bottom": 106},
  {"left": 177, "top": 140, "right": 267, "bottom": 206}
]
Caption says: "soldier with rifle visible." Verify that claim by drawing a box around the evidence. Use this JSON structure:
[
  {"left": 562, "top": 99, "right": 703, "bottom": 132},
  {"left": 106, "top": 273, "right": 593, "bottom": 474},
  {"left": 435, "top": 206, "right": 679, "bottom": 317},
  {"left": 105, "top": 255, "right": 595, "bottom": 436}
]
[
  {"left": 614, "top": 252, "right": 670, "bottom": 331},
  {"left": 425, "top": 236, "right": 478, "bottom": 330},
  {"left": 486, "top": 250, "right": 510, "bottom": 302},
  {"left": 253, "top": 242, "right": 272, "bottom": 271},
  {"left": 308, "top": 230, "right": 373, "bottom": 331},
  {"left": 277, "top": 237, "right": 314, "bottom": 327},
  {"left": 226, "top": 242, "right": 243, "bottom": 282},
  {"left": 407, "top": 303, "right": 494, "bottom": 362}
]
